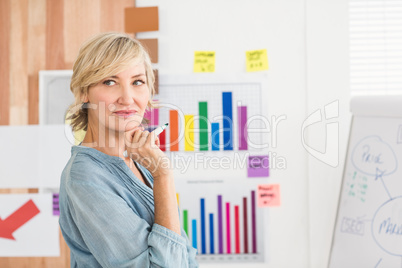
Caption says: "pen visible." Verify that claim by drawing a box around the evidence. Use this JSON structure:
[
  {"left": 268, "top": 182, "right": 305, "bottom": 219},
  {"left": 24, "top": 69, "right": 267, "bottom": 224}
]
[{"left": 123, "top": 123, "right": 169, "bottom": 157}]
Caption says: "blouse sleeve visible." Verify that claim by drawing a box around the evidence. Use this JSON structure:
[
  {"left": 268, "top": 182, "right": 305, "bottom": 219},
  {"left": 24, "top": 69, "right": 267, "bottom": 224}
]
[{"left": 66, "top": 171, "right": 195, "bottom": 268}]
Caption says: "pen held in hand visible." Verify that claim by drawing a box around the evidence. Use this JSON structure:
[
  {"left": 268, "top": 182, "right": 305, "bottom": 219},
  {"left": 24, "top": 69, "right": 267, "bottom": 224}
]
[{"left": 123, "top": 123, "right": 169, "bottom": 158}]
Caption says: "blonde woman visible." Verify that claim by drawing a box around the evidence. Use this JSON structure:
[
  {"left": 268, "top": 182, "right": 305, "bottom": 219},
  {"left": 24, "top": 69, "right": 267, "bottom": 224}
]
[{"left": 59, "top": 32, "right": 198, "bottom": 267}]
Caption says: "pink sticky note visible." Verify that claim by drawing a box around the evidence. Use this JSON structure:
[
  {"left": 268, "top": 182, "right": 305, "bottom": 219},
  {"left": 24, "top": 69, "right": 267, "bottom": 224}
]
[{"left": 257, "top": 184, "right": 280, "bottom": 207}]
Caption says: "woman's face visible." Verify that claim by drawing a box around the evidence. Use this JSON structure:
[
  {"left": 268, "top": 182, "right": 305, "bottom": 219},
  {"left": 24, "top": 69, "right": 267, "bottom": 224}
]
[{"left": 84, "top": 63, "right": 149, "bottom": 134}]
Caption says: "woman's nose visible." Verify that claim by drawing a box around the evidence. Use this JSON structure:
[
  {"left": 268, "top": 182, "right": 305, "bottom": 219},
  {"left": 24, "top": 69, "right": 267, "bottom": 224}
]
[{"left": 117, "top": 83, "right": 134, "bottom": 105}]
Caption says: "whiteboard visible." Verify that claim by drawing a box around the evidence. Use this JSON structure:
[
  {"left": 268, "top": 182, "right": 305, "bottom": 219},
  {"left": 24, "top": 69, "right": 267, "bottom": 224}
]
[
  {"left": 329, "top": 96, "right": 402, "bottom": 268},
  {"left": 39, "top": 70, "right": 74, "bottom": 125}
]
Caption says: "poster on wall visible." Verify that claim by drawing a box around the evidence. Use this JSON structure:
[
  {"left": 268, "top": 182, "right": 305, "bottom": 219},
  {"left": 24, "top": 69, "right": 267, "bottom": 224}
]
[
  {"left": 176, "top": 180, "right": 267, "bottom": 263},
  {"left": 0, "top": 194, "right": 60, "bottom": 257}
]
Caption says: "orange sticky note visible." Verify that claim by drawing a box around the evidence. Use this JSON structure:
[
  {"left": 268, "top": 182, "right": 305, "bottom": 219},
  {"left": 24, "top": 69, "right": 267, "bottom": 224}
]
[
  {"left": 139, "top": 39, "right": 158, "bottom": 63},
  {"left": 125, "top": 7, "right": 159, "bottom": 33},
  {"left": 257, "top": 184, "right": 280, "bottom": 207}
]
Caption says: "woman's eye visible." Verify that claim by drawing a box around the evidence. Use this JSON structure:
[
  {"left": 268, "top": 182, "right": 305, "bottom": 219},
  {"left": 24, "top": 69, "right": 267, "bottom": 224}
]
[
  {"left": 133, "top": 80, "right": 145, "bottom": 86},
  {"left": 103, "top": 80, "right": 116, "bottom": 86}
]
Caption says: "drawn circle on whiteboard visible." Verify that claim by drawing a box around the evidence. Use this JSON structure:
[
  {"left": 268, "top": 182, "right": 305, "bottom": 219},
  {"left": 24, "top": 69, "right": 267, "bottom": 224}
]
[
  {"left": 351, "top": 135, "right": 397, "bottom": 177},
  {"left": 371, "top": 196, "right": 402, "bottom": 256}
]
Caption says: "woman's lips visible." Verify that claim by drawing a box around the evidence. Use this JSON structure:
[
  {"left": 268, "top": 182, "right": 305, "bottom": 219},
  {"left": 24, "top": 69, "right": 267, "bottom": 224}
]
[{"left": 113, "top": 110, "right": 137, "bottom": 119}]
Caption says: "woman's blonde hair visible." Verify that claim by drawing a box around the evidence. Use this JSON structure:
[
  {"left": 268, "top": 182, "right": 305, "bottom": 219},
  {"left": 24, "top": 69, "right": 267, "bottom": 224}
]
[{"left": 66, "top": 32, "right": 155, "bottom": 132}]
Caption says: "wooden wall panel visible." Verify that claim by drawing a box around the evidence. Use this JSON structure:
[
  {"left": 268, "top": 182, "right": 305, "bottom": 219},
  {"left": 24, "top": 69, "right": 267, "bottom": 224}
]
[
  {"left": 0, "top": 0, "right": 135, "bottom": 267},
  {"left": 100, "top": 0, "right": 134, "bottom": 32},
  {"left": 64, "top": 0, "right": 101, "bottom": 68},
  {"left": 28, "top": 0, "right": 46, "bottom": 125},
  {"left": 0, "top": 0, "right": 10, "bottom": 126},
  {"left": 46, "top": 0, "right": 65, "bottom": 70},
  {"left": 9, "top": 0, "right": 29, "bottom": 125}
]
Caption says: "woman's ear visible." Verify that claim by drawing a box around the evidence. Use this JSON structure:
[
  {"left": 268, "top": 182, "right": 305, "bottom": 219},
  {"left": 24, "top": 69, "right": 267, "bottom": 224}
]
[{"left": 81, "top": 94, "right": 89, "bottom": 103}]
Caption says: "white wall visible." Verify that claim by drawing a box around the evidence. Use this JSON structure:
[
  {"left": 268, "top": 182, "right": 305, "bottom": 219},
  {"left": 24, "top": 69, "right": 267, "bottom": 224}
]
[
  {"left": 136, "top": 0, "right": 350, "bottom": 267},
  {"left": 306, "top": 1, "right": 350, "bottom": 268}
]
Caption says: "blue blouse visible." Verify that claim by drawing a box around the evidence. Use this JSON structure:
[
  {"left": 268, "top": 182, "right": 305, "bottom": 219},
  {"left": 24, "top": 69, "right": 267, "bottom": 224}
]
[{"left": 59, "top": 145, "right": 198, "bottom": 268}]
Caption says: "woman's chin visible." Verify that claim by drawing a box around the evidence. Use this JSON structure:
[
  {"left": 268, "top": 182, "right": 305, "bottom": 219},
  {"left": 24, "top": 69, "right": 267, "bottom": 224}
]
[{"left": 122, "top": 121, "right": 142, "bottom": 133}]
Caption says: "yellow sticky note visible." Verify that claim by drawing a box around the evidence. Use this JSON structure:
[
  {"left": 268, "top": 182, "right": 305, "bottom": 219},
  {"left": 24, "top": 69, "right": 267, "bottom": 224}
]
[
  {"left": 194, "top": 51, "right": 215, "bottom": 73},
  {"left": 74, "top": 129, "right": 86, "bottom": 145},
  {"left": 246, "top": 49, "right": 269, "bottom": 72},
  {"left": 65, "top": 113, "right": 86, "bottom": 145},
  {"left": 184, "top": 115, "right": 194, "bottom": 151}
]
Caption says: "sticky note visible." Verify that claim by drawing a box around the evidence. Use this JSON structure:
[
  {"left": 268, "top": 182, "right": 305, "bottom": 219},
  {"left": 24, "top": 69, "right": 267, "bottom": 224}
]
[
  {"left": 65, "top": 116, "right": 86, "bottom": 145},
  {"left": 153, "top": 69, "right": 159, "bottom": 94},
  {"left": 74, "top": 129, "right": 86, "bottom": 145},
  {"left": 246, "top": 49, "right": 269, "bottom": 72},
  {"left": 247, "top": 155, "right": 269, "bottom": 177},
  {"left": 52, "top": 193, "right": 60, "bottom": 216},
  {"left": 125, "top": 7, "right": 159, "bottom": 33},
  {"left": 139, "top": 39, "right": 158, "bottom": 63},
  {"left": 194, "top": 51, "right": 215, "bottom": 73},
  {"left": 257, "top": 184, "right": 280, "bottom": 207}
]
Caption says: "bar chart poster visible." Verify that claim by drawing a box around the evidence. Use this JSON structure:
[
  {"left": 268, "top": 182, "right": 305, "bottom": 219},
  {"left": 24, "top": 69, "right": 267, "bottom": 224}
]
[
  {"left": 176, "top": 182, "right": 266, "bottom": 263},
  {"left": 153, "top": 76, "right": 265, "bottom": 153}
]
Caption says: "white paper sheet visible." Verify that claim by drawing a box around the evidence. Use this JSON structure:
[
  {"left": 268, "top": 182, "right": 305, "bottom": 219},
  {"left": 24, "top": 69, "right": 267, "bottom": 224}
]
[{"left": 0, "top": 124, "right": 74, "bottom": 188}]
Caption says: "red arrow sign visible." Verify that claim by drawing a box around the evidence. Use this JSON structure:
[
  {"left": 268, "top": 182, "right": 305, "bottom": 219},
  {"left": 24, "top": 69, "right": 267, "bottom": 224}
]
[{"left": 0, "top": 199, "right": 40, "bottom": 240}]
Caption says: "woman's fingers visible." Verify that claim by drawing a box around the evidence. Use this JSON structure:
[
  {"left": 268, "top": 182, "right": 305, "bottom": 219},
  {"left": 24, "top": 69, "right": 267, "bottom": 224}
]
[
  {"left": 149, "top": 130, "right": 157, "bottom": 148},
  {"left": 138, "top": 131, "right": 149, "bottom": 148},
  {"left": 126, "top": 127, "right": 164, "bottom": 161},
  {"left": 124, "top": 126, "right": 142, "bottom": 148},
  {"left": 132, "top": 128, "right": 144, "bottom": 144}
]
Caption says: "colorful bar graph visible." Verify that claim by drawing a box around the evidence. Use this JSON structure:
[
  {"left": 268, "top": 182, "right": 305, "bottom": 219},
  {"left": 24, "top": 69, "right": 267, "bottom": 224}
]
[
  {"left": 238, "top": 106, "right": 248, "bottom": 150},
  {"left": 151, "top": 108, "right": 159, "bottom": 126},
  {"left": 144, "top": 107, "right": 159, "bottom": 126},
  {"left": 185, "top": 115, "right": 194, "bottom": 151},
  {"left": 251, "top": 190, "right": 257, "bottom": 253},
  {"left": 226, "top": 202, "right": 231, "bottom": 254},
  {"left": 201, "top": 198, "right": 206, "bottom": 254},
  {"left": 243, "top": 197, "right": 248, "bottom": 253},
  {"left": 159, "top": 128, "right": 166, "bottom": 151},
  {"left": 169, "top": 110, "right": 179, "bottom": 151},
  {"left": 146, "top": 126, "right": 157, "bottom": 132},
  {"left": 183, "top": 210, "right": 188, "bottom": 235},
  {"left": 192, "top": 219, "right": 197, "bottom": 249},
  {"left": 211, "top": 122, "right": 220, "bottom": 151},
  {"left": 163, "top": 92, "right": 255, "bottom": 152},
  {"left": 222, "top": 92, "right": 233, "bottom": 150},
  {"left": 199, "top": 102, "right": 208, "bottom": 151},
  {"left": 209, "top": 213, "right": 215, "bottom": 254},
  {"left": 144, "top": 109, "right": 151, "bottom": 122},
  {"left": 218, "top": 195, "right": 223, "bottom": 254},
  {"left": 182, "top": 189, "right": 260, "bottom": 260},
  {"left": 235, "top": 205, "right": 240, "bottom": 254}
]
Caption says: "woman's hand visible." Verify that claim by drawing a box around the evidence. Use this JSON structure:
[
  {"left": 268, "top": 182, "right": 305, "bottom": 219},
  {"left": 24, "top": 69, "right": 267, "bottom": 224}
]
[
  {"left": 126, "top": 128, "right": 180, "bottom": 235},
  {"left": 125, "top": 128, "right": 171, "bottom": 179}
]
